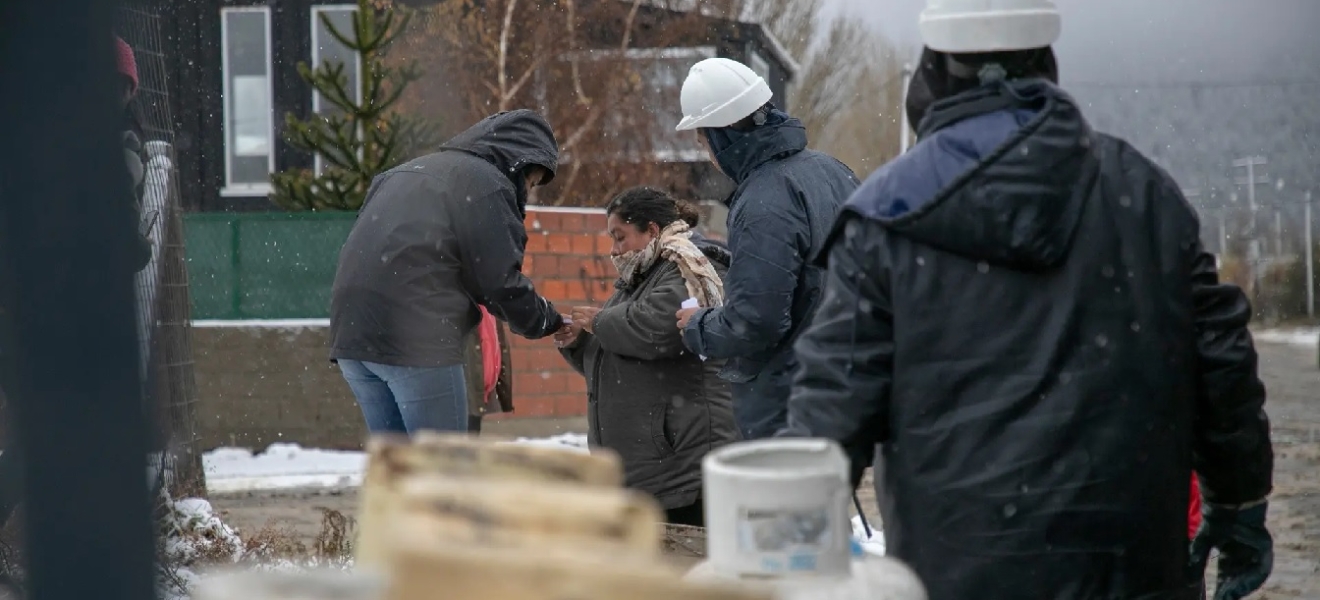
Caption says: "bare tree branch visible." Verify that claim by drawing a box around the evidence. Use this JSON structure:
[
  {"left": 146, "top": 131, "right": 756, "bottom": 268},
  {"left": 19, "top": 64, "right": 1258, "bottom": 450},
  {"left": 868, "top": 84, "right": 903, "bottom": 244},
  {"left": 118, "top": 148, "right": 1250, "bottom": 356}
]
[
  {"left": 497, "top": 0, "right": 520, "bottom": 111},
  {"left": 619, "top": 0, "right": 644, "bottom": 50}
]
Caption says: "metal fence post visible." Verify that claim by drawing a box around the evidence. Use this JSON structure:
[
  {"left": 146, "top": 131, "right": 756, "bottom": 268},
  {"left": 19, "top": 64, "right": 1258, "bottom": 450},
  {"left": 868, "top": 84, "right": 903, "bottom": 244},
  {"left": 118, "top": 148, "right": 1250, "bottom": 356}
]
[{"left": 0, "top": 0, "right": 159, "bottom": 597}]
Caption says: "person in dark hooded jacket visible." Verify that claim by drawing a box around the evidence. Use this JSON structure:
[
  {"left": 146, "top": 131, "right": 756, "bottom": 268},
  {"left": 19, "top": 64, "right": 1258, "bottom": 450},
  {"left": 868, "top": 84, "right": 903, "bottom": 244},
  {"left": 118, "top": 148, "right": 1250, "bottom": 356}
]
[
  {"left": 671, "top": 58, "right": 859, "bottom": 441},
  {"left": 780, "top": 2, "right": 1274, "bottom": 600},
  {"left": 330, "top": 109, "right": 566, "bottom": 435}
]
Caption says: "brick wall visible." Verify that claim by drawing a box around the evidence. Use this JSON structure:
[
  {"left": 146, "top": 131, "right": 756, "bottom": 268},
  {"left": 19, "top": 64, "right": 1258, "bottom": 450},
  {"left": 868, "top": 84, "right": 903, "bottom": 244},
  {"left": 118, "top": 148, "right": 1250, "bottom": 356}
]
[{"left": 498, "top": 208, "right": 614, "bottom": 421}]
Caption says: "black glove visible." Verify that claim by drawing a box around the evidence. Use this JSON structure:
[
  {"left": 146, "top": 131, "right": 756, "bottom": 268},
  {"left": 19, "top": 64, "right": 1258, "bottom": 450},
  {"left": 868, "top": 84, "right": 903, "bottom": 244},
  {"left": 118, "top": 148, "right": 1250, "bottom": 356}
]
[{"left": 1189, "top": 501, "right": 1272, "bottom": 600}]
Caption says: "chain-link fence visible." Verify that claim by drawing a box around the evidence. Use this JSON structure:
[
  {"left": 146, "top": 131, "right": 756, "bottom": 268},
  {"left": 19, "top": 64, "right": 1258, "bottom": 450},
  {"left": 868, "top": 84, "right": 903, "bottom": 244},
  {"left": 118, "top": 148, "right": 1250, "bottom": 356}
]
[{"left": 117, "top": 4, "right": 206, "bottom": 497}]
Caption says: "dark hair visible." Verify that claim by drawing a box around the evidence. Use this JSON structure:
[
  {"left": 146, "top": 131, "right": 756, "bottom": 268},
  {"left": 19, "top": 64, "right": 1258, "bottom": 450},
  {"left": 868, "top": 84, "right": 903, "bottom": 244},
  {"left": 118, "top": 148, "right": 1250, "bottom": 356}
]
[{"left": 605, "top": 186, "right": 701, "bottom": 231}]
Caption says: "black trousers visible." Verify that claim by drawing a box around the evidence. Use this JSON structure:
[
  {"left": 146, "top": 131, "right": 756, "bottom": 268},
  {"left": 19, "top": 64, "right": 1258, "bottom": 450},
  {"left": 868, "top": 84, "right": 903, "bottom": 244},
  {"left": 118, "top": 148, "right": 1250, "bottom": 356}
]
[
  {"left": 664, "top": 498, "right": 705, "bottom": 528},
  {"left": 467, "top": 415, "right": 482, "bottom": 435}
]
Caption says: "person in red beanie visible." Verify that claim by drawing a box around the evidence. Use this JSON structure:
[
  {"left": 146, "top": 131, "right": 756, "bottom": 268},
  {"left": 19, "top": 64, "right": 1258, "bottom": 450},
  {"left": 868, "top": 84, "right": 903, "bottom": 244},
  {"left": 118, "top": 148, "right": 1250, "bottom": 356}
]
[
  {"left": 115, "top": 36, "right": 139, "bottom": 108},
  {"left": 113, "top": 35, "right": 152, "bottom": 272}
]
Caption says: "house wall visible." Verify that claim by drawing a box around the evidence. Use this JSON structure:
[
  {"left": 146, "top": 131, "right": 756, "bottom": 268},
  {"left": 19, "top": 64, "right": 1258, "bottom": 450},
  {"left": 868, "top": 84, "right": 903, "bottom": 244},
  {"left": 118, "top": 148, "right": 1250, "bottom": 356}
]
[
  {"left": 166, "top": 0, "right": 796, "bottom": 213},
  {"left": 188, "top": 208, "right": 612, "bottom": 450},
  {"left": 170, "top": 0, "right": 369, "bottom": 213}
]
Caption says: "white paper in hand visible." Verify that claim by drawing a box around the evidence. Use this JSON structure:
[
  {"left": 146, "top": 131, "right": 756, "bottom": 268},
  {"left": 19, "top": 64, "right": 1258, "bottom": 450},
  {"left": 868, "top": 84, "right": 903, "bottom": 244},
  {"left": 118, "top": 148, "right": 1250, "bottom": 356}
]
[{"left": 681, "top": 298, "right": 707, "bottom": 361}]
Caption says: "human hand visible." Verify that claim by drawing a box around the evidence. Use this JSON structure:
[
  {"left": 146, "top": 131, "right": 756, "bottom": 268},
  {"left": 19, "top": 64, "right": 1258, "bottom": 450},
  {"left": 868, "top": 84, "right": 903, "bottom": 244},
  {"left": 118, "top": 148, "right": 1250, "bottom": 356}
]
[
  {"left": 676, "top": 307, "right": 700, "bottom": 330},
  {"left": 553, "top": 318, "right": 582, "bottom": 348},
  {"left": 570, "top": 306, "right": 601, "bottom": 333},
  {"left": 1189, "top": 502, "right": 1273, "bottom": 600}
]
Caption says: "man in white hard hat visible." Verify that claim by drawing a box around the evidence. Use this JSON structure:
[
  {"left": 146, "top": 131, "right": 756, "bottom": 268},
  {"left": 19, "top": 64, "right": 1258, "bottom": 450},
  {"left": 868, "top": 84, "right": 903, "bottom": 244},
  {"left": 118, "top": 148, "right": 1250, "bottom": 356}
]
[
  {"left": 671, "top": 57, "right": 859, "bottom": 441},
  {"left": 779, "top": 1, "right": 1274, "bottom": 599}
]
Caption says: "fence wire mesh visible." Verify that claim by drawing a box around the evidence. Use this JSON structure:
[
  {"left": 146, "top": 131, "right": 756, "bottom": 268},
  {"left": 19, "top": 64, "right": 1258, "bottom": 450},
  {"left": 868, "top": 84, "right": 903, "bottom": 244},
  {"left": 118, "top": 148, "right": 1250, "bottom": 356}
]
[{"left": 117, "top": 4, "right": 206, "bottom": 498}]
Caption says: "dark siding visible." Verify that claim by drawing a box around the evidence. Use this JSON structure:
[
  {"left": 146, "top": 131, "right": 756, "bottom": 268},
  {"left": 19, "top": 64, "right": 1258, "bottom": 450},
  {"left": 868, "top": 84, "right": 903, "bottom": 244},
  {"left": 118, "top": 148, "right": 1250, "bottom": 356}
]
[
  {"left": 175, "top": 0, "right": 325, "bottom": 211},
  {"left": 173, "top": 0, "right": 796, "bottom": 212},
  {"left": 170, "top": 0, "right": 206, "bottom": 212}
]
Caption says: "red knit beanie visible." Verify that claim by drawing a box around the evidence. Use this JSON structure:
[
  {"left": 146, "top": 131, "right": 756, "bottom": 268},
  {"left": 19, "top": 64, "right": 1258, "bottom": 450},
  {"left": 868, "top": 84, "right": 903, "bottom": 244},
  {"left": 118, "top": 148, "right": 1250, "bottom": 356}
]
[{"left": 115, "top": 36, "right": 139, "bottom": 96}]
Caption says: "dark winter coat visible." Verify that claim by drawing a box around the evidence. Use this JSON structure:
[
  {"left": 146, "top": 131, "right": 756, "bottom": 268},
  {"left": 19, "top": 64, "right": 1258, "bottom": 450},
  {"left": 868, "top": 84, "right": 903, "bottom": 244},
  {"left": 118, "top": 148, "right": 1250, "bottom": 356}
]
[
  {"left": 680, "top": 110, "right": 859, "bottom": 440},
  {"left": 122, "top": 108, "right": 152, "bottom": 272},
  {"left": 561, "top": 237, "right": 739, "bottom": 510},
  {"left": 330, "top": 110, "right": 563, "bottom": 367},
  {"left": 782, "top": 80, "right": 1273, "bottom": 600}
]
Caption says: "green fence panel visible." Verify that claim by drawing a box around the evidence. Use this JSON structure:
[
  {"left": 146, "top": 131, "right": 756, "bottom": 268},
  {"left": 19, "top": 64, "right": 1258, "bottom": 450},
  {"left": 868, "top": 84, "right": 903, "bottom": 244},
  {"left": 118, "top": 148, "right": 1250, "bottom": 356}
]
[{"left": 184, "top": 212, "right": 357, "bottom": 319}]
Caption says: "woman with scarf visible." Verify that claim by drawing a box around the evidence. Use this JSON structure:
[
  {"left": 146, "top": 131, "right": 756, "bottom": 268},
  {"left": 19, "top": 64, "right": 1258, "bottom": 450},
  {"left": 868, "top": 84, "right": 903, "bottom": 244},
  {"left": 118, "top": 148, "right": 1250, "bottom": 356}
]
[{"left": 555, "top": 187, "right": 738, "bottom": 526}]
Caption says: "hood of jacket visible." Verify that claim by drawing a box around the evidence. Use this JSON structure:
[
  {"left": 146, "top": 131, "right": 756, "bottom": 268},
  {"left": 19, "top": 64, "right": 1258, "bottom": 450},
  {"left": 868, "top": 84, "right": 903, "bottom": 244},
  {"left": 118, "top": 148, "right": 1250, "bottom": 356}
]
[
  {"left": 690, "top": 231, "right": 732, "bottom": 267},
  {"left": 846, "top": 80, "right": 1096, "bottom": 272},
  {"left": 439, "top": 109, "right": 560, "bottom": 191},
  {"left": 702, "top": 108, "right": 808, "bottom": 187}
]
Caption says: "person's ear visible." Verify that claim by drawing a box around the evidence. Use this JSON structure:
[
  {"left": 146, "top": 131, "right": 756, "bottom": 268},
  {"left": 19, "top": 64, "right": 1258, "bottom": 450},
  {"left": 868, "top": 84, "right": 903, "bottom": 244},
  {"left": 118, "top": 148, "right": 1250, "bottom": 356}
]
[{"left": 647, "top": 222, "right": 661, "bottom": 238}]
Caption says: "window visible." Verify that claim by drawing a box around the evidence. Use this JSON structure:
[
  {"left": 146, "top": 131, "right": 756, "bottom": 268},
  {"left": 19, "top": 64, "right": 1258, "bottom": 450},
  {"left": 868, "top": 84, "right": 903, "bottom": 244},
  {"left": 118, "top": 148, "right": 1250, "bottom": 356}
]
[
  {"left": 556, "top": 47, "right": 717, "bottom": 163},
  {"left": 221, "top": 7, "right": 274, "bottom": 194},
  {"left": 747, "top": 48, "right": 770, "bottom": 82},
  {"left": 638, "top": 48, "right": 716, "bottom": 162},
  {"left": 310, "top": 5, "right": 361, "bottom": 176}
]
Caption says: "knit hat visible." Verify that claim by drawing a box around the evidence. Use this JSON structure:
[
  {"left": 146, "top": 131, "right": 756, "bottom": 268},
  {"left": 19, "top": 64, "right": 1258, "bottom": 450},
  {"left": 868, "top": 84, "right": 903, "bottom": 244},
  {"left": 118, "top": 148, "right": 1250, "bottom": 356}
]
[{"left": 115, "top": 36, "right": 139, "bottom": 96}]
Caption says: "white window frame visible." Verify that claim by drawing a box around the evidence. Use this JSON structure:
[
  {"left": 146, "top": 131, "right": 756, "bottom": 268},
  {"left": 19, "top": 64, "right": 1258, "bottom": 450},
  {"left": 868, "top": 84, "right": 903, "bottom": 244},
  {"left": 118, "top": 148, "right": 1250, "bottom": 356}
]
[
  {"left": 310, "top": 4, "right": 363, "bottom": 176},
  {"left": 557, "top": 46, "right": 717, "bottom": 63},
  {"left": 747, "top": 47, "right": 770, "bottom": 82},
  {"left": 220, "top": 6, "right": 275, "bottom": 196},
  {"left": 554, "top": 46, "right": 717, "bottom": 163}
]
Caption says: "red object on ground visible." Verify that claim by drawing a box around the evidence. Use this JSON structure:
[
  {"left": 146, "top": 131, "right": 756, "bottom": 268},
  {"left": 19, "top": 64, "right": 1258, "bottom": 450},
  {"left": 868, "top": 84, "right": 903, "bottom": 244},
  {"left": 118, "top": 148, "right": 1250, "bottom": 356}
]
[
  {"left": 1188, "top": 474, "right": 1202, "bottom": 539},
  {"left": 114, "top": 36, "right": 139, "bottom": 96},
  {"left": 476, "top": 306, "right": 502, "bottom": 402}
]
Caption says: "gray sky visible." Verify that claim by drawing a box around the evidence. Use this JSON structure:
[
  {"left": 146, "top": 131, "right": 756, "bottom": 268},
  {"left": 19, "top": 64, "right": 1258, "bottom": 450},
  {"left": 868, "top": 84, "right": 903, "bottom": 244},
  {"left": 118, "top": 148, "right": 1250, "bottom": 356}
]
[{"left": 824, "top": 0, "right": 1320, "bottom": 84}]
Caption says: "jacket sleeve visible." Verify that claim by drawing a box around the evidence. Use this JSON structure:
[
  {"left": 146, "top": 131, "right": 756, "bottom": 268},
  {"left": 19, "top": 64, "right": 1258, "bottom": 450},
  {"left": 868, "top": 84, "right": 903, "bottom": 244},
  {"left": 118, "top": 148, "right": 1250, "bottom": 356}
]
[
  {"left": 779, "top": 216, "right": 893, "bottom": 488},
  {"left": 558, "top": 331, "right": 592, "bottom": 376},
  {"left": 593, "top": 265, "right": 688, "bottom": 361},
  {"left": 456, "top": 188, "right": 561, "bottom": 340},
  {"left": 1188, "top": 241, "right": 1273, "bottom": 505},
  {"left": 682, "top": 180, "right": 805, "bottom": 358}
]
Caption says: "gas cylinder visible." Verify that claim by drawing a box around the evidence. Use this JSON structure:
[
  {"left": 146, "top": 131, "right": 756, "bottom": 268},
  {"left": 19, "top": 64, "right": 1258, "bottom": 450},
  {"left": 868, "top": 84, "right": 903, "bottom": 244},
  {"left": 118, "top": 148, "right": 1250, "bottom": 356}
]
[{"left": 685, "top": 439, "right": 927, "bottom": 600}]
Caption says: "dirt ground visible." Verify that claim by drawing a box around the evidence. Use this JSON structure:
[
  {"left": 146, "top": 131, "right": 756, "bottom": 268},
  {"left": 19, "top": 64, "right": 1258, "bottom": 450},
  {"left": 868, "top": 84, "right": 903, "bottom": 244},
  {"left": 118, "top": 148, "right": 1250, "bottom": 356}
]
[{"left": 211, "top": 340, "right": 1320, "bottom": 595}]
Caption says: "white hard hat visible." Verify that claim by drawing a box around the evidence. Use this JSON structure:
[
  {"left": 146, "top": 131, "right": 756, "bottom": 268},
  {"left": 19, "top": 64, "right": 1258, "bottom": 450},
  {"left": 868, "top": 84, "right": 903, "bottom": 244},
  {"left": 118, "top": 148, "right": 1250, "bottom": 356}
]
[
  {"left": 675, "top": 58, "right": 773, "bottom": 132},
  {"left": 919, "top": 0, "right": 1062, "bottom": 54}
]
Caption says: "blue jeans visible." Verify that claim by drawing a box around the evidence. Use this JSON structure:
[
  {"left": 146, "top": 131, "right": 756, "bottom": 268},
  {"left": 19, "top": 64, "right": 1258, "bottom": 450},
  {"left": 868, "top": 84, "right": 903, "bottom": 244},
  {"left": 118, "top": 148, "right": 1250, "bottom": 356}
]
[{"left": 338, "top": 360, "right": 468, "bottom": 434}]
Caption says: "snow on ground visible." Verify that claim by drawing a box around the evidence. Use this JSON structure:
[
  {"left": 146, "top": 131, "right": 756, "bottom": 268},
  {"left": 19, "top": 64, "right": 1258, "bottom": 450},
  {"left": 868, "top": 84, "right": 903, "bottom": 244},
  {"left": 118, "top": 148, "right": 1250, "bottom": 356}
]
[
  {"left": 1255, "top": 327, "right": 1319, "bottom": 348},
  {"left": 204, "top": 444, "right": 366, "bottom": 492},
  {"left": 203, "top": 434, "right": 589, "bottom": 493}
]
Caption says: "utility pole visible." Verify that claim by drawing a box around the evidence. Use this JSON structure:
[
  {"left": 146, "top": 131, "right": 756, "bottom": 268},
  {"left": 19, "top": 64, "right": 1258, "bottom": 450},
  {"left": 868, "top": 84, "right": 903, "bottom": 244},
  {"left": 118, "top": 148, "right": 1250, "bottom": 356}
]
[
  {"left": 1232, "top": 155, "right": 1270, "bottom": 299},
  {"left": 1218, "top": 212, "right": 1228, "bottom": 260},
  {"left": 900, "top": 62, "right": 913, "bottom": 154},
  {"left": 1306, "top": 190, "right": 1314, "bottom": 319},
  {"left": 1273, "top": 210, "right": 1283, "bottom": 256}
]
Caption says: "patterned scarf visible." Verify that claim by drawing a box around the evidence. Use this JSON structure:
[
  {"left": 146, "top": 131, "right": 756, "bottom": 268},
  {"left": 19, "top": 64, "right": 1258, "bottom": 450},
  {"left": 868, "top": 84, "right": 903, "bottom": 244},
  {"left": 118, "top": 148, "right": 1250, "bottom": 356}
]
[{"left": 611, "top": 221, "right": 725, "bottom": 308}]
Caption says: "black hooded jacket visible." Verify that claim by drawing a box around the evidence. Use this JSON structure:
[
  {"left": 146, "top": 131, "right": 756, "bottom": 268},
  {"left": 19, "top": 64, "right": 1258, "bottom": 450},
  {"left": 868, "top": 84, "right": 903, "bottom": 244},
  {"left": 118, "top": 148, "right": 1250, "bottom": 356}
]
[
  {"left": 330, "top": 110, "right": 563, "bottom": 367},
  {"left": 783, "top": 81, "right": 1272, "bottom": 599}
]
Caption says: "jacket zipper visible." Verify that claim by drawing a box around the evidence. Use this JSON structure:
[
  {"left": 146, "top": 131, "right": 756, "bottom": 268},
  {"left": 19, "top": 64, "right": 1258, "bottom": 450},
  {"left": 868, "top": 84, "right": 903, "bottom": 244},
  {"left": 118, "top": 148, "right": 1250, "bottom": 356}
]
[{"left": 589, "top": 344, "right": 607, "bottom": 447}]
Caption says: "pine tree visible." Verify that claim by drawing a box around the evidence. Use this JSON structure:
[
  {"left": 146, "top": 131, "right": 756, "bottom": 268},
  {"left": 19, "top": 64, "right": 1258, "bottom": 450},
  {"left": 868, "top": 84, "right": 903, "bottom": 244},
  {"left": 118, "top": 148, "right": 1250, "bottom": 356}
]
[{"left": 270, "top": 0, "right": 441, "bottom": 211}]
